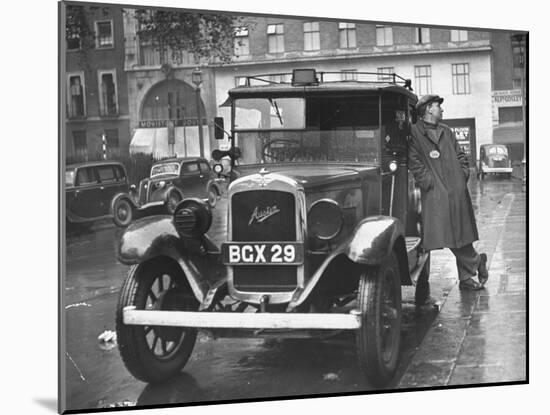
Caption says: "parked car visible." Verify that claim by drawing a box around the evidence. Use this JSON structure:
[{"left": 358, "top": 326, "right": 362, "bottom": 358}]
[
  {"left": 66, "top": 161, "right": 134, "bottom": 228},
  {"left": 129, "top": 157, "right": 224, "bottom": 214},
  {"left": 115, "top": 69, "right": 429, "bottom": 387},
  {"left": 478, "top": 144, "right": 513, "bottom": 179}
]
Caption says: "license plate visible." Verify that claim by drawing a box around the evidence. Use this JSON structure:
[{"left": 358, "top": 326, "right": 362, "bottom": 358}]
[{"left": 221, "top": 242, "right": 304, "bottom": 265}]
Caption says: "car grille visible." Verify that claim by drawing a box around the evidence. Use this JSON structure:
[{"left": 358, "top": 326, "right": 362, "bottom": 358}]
[
  {"left": 491, "top": 159, "right": 507, "bottom": 168},
  {"left": 138, "top": 180, "right": 150, "bottom": 205},
  {"left": 231, "top": 190, "right": 297, "bottom": 292}
]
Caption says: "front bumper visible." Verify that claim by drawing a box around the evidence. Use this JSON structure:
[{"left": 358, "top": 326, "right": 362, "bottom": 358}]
[
  {"left": 122, "top": 306, "right": 362, "bottom": 330},
  {"left": 482, "top": 167, "right": 513, "bottom": 173}
]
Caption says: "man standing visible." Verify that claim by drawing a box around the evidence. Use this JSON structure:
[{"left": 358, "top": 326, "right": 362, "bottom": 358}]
[{"left": 408, "top": 95, "right": 488, "bottom": 300}]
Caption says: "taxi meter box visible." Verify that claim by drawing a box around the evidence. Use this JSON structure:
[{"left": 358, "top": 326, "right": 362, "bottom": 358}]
[{"left": 115, "top": 69, "right": 429, "bottom": 387}]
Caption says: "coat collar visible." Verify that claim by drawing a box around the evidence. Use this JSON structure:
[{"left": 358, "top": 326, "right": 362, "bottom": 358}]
[{"left": 417, "top": 119, "right": 444, "bottom": 145}]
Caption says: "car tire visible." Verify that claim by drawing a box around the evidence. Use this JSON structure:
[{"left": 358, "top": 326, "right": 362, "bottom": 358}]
[
  {"left": 166, "top": 189, "right": 182, "bottom": 215},
  {"left": 414, "top": 252, "right": 431, "bottom": 305},
  {"left": 113, "top": 198, "right": 133, "bottom": 227},
  {"left": 356, "top": 251, "right": 402, "bottom": 387},
  {"left": 116, "top": 258, "right": 199, "bottom": 383},
  {"left": 207, "top": 187, "right": 219, "bottom": 208}
]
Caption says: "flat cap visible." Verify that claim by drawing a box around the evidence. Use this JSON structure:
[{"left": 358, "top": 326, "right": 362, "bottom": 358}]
[{"left": 415, "top": 94, "right": 444, "bottom": 114}]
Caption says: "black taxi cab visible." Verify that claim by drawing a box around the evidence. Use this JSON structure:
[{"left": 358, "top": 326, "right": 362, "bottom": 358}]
[{"left": 115, "top": 69, "right": 429, "bottom": 387}]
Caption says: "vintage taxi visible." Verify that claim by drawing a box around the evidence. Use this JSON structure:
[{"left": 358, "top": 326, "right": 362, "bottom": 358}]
[
  {"left": 478, "top": 144, "right": 513, "bottom": 179},
  {"left": 115, "top": 69, "right": 430, "bottom": 387}
]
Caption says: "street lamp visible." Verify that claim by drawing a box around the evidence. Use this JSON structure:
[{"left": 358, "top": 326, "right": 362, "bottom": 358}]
[
  {"left": 192, "top": 68, "right": 205, "bottom": 158},
  {"left": 511, "top": 33, "right": 527, "bottom": 192}
]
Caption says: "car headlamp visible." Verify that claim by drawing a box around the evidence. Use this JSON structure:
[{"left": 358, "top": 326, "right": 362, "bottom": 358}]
[
  {"left": 308, "top": 199, "right": 344, "bottom": 241},
  {"left": 213, "top": 163, "right": 224, "bottom": 174},
  {"left": 173, "top": 198, "right": 212, "bottom": 238},
  {"left": 157, "top": 181, "right": 166, "bottom": 189},
  {"left": 389, "top": 160, "right": 398, "bottom": 173}
]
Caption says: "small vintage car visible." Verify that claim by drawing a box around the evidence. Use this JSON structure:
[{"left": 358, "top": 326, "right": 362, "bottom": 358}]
[
  {"left": 478, "top": 144, "right": 513, "bottom": 179},
  {"left": 115, "top": 70, "right": 430, "bottom": 387},
  {"left": 129, "top": 157, "right": 225, "bottom": 214},
  {"left": 66, "top": 161, "right": 134, "bottom": 227}
]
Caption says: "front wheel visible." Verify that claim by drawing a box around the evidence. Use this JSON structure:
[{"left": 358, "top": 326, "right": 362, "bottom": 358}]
[
  {"left": 116, "top": 259, "right": 199, "bottom": 383},
  {"left": 356, "top": 251, "right": 402, "bottom": 387},
  {"left": 207, "top": 187, "right": 219, "bottom": 208},
  {"left": 113, "top": 198, "right": 133, "bottom": 227},
  {"left": 166, "top": 189, "right": 183, "bottom": 215}
]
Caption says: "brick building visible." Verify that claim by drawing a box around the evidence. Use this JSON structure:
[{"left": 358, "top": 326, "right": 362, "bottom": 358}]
[{"left": 63, "top": 4, "right": 130, "bottom": 161}]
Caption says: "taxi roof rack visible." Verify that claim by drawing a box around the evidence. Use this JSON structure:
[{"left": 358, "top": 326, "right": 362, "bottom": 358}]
[{"left": 240, "top": 69, "right": 413, "bottom": 90}]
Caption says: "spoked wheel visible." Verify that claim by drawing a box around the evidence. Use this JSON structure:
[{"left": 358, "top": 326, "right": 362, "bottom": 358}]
[
  {"left": 166, "top": 190, "right": 182, "bottom": 215},
  {"left": 356, "top": 251, "right": 402, "bottom": 387},
  {"left": 113, "top": 198, "right": 133, "bottom": 227},
  {"left": 116, "top": 258, "right": 199, "bottom": 383}
]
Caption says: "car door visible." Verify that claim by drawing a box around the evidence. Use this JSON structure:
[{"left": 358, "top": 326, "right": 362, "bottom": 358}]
[
  {"left": 71, "top": 167, "right": 102, "bottom": 219},
  {"left": 96, "top": 164, "right": 122, "bottom": 215},
  {"left": 179, "top": 161, "right": 202, "bottom": 198}
]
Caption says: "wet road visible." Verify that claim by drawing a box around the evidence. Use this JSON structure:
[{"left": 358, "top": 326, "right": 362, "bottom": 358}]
[{"left": 62, "top": 176, "right": 523, "bottom": 411}]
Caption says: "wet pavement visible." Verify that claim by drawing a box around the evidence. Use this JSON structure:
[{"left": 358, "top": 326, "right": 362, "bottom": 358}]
[{"left": 62, "top": 176, "right": 526, "bottom": 411}]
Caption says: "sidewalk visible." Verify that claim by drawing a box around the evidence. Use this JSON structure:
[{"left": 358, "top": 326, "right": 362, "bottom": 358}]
[{"left": 398, "top": 186, "right": 526, "bottom": 388}]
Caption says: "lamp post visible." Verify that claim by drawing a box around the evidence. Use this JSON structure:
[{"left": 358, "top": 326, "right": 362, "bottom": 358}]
[{"left": 192, "top": 68, "right": 205, "bottom": 158}]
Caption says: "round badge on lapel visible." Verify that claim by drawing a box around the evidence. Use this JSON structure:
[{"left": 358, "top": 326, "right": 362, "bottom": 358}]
[{"left": 429, "top": 150, "right": 440, "bottom": 159}]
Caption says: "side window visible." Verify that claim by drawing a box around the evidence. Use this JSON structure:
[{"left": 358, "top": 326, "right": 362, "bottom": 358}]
[
  {"left": 180, "top": 163, "right": 199, "bottom": 176},
  {"left": 115, "top": 165, "right": 126, "bottom": 182},
  {"left": 97, "top": 166, "right": 117, "bottom": 183},
  {"left": 199, "top": 162, "right": 211, "bottom": 173},
  {"left": 76, "top": 167, "right": 97, "bottom": 186}
]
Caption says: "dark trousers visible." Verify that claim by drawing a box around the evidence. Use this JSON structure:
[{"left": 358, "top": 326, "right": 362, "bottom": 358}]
[{"left": 449, "top": 243, "right": 481, "bottom": 281}]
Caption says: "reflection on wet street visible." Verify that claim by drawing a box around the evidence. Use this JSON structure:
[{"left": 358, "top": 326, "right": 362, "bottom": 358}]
[{"left": 62, "top": 176, "right": 525, "bottom": 411}]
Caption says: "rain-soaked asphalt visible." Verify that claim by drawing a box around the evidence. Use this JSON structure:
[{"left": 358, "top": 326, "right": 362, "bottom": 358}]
[{"left": 62, "top": 176, "right": 524, "bottom": 411}]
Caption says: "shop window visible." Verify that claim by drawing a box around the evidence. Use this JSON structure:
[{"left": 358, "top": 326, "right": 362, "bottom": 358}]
[
  {"left": 98, "top": 70, "right": 118, "bottom": 116},
  {"left": 498, "top": 106, "right": 523, "bottom": 123},
  {"left": 95, "top": 20, "right": 113, "bottom": 48},
  {"left": 452, "top": 63, "right": 470, "bottom": 94},
  {"left": 414, "top": 65, "right": 432, "bottom": 95},
  {"left": 303, "top": 22, "right": 320, "bottom": 51},
  {"left": 67, "top": 73, "right": 85, "bottom": 118},
  {"left": 267, "top": 24, "right": 284, "bottom": 53},
  {"left": 338, "top": 22, "right": 356, "bottom": 48},
  {"left": 376, "top": 25, "right": 393, "bottom": 46}
]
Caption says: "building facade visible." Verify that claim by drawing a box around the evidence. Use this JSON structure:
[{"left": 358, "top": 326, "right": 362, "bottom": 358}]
[{"left": 64, "top": 5, "right": 130, "bottom": 162}]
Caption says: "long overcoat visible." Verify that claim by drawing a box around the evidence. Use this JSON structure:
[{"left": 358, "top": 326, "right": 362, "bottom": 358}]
[{"left": 408, "top": 120, "right": 479, "bottom": 250}]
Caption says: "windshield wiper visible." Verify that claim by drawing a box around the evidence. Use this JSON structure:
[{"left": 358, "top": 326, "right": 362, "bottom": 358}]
[{"left": 269, "top": 98, "right": 284, "bottom": 125}]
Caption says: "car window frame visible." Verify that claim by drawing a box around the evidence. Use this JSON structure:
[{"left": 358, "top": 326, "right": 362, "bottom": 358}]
[
  {"left": 180, "top": 161, "right": 200, "bottom": 177},
  {"left": 75, "top": 166, "right": 99, "bottom": 187},
  {"left": 96, "top": 164, "right": 118, "bottom": 184}
]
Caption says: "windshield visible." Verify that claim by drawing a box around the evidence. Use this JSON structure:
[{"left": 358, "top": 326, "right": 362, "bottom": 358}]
[
  {"left": 233, "top": 95, "right": 383, "bottom": 165},
  {"left": 150, "top": 162, "right": 180, "bottom": 177},
  {"left": 235, "top": 98, "right": 305, "bottom": 130},
  {"left": 487, "top": 146, "right": 507, "bottom": 155},
  {"left": 65, "top": 170, "right": 75, "bottom": 187}
]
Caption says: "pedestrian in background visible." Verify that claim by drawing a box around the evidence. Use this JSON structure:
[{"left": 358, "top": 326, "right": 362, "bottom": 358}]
[{"left": 408, "top": 95, "right": 489, "bottom": 302}]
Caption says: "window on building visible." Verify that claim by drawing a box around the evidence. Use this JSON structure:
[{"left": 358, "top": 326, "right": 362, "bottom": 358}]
[
  {"left": 235, "top": 76, "right": 248, "bottom": 87},
  {"left": 450, "top": 29, "right": 468, "bottom": 42},
  {"left": 377, "top": 67, "right": 394, "bottom": 81},
  {"left": 72, "top": 130, "right": 87, "bottom": 154},
  {"left": 511, "top": 36, "right": 526, "bottom": 90},
  {"left": 267, "top": 24, "right": 284, "bottom": 53},
  {"left": 498, "top": 106, "right": 523, "bottom": 123},
  {"left": 338, "top": 22, "right": 357, "bottom": 48},
  {"left": 166, "top": 91, "right": 185, "bottom": 120},
  {"left": 415, "top": 27, "right": 430, "bottom": 44},
  {"left": 341, "top": 69, "right": 358, "bottom": 81},
  {"left": 303, "top": 22, "right": 320, "bottom": 51},
  {"left": 414, "top": 65, "right": 432, "bottom": 95},
  {"left": 68, "top": 73, "right": 85, "bottom": 118},
  {"left": 376, "top": 25, "right": 393, "bottom": 46},
  {"left": 98, "top": 70, "right": 118, "bottom": 116},
  {"left": 234, "top": 26, "right": 249, "bottom": 56},
  {"left": 67, "top": 31, "right": 80, "bottom": 50},
  {"left": 95, "top": 20, "right": 114, "bottom": 48},
  {"left": 104, "top": 128, "right": 119, "bottom": 148},
  {"left": 452, "top": 63, "right": 471, "bottom": 94}
]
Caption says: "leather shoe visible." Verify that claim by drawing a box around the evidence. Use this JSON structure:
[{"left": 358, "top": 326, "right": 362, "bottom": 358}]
[
  {"left": 478, "top": 253, "right": 488, "bottom": 285},
  {"left": 459, "top": 278, "right": 483, "bottom": 291}
]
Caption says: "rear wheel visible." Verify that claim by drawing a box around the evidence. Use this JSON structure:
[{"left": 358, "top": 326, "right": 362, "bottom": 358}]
[
  {"left": 116, "top": 259, "right": 199, "bottom": 383},
  {"left": 356, "top": 252, "right": 402, "bottom": 387},
  {"left": 113, "top": 198, "right": 133, "bottom": 227}
]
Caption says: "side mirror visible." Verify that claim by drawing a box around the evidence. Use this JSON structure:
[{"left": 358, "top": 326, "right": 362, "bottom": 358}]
[{"left": 214, "top": 117, "right": 225, "bottom": 140}]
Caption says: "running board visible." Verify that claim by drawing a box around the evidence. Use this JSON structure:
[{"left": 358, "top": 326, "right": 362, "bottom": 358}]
[{"left": 123, "top": 306, "right": 362, "bottom": 330}]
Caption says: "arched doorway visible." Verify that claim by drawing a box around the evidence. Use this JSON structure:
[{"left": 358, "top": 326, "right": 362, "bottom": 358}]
[{"left": 131, "top": 79, "right": 209, "bottom": 158}]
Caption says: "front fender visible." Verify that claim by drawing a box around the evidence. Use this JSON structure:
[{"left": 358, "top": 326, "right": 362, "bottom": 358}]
[
  {"left": 110, "top": 192, "right": 137, "bottom": 214},
  {"left": 118, "top": 215, "right": 213, "bottom": 302},
  {"left": 345, "top": 216, "right": 404, "bottom": 265}
]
